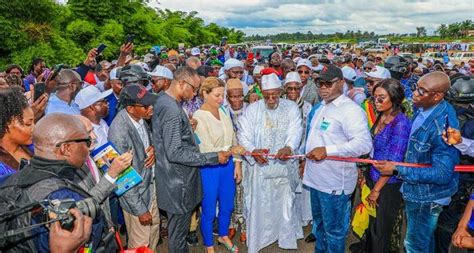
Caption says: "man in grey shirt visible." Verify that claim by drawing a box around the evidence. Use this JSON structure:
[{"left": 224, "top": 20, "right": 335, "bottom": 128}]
[{"left": 152, "top": 66, "right": 230, "bottom": 253}]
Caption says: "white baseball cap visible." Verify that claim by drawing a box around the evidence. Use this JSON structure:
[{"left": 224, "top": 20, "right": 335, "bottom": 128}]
[
  {"left": 191, "top": 47, "right": 200, "bottom": 56},
  {"left": 296, "top": 59, "right": 312, "bottom": 69},
  {"left": 149, "top": 65, "right": 173, "bottom": 80},
  {"left": 109, "top": 67, "right": 121, "bottom": 80},
  {"left": 365, "top": 66, "right": 391, "bottom": 79},
  {"left": 75, "top": 85, "right": 112, "bottom": 110},
  {"left": 284, "top": 72, "right": 302, "bottom": 85},
  {"left": 341, "top": 66, "right": 357, "bottom": 82}
]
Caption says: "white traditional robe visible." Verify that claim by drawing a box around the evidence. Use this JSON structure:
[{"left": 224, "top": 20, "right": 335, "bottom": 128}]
[{"left": 238, "top": 98, "right": 303, "bottom": 252}]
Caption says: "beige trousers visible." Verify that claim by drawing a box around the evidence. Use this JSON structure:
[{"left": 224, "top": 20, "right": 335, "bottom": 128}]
[{"left": 123, "top": 194, "right": 160, "bottom": 251}]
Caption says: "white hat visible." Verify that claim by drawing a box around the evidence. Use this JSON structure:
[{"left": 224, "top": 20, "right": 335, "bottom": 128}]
[
  {"left": 143, "top": 53, "right": 154, "bottom": 63},
  {"left": 296, "top": 59, "right": 312, "bottom": 69},
  {"left": 253, "top": 65, "right": 264, "bottom": 75},
  {"left": 446, "top": 61, "right": 454, "bottom": 69},
  {"left": 149, "top": 65, "right": 173, "bottom": 80},
  {"left": 261, "top": 73, "right": 281, "bottom": 90},
  {"left": 341, "top": 66, "right": 357, "bottom": 82},
  {"left": 365, "top": 66, "right": 391, "bottom": 79},
  {"left": 75, "top": 85, "right": 112, "bottom": 110},
  {"left": 284, "top": 72, "right": 302, "bottom": 85},
  {"left": 135, "top": 62, "right": 150, "bottom": 72},
  {"left": 224, "top": 58, "right": 244, "bottom": 71},
  {"left": 426, "top": 58, "right": 435, "bottom": 64},
  {"left": 109, "top": 67, "right": 121, "bottom": 80},
  {"left": 191, "top": 47, "right": 200, "bottom": 56}
]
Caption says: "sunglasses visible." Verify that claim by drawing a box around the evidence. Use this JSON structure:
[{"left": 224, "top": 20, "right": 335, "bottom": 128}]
[
  {"left": 411, "top": 84, "right": 446, "bottom": 96},
  {"left": 316, "top": 79, "right": 340, "bottom": 88},
  {"left": 298, "top": 70, "right": 310, "bottom": 75},
  {"left": 56, "top": 137, "right": 92, "bottom": 148},
  {"left": 286, "top": 86, "right": 301, "bottom": 92},
  {"left": 373, "top": 96, "right": 386, "bottom": 103},
  {"left": 364, "top": 67, "right": 373, "bottom": 72}
]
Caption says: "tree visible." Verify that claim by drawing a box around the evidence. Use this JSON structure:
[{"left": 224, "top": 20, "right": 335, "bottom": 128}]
[{"left": 416, "top": 27, "right": 426, "bottom": 37}]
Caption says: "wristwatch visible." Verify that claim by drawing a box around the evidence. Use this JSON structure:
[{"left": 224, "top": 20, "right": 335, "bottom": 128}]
[{"left": 392, "top": 167, "right": 399, "bottom": 176}]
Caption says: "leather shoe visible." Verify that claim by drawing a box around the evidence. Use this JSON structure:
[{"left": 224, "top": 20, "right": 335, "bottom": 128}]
[{"left": 304, "top": 233, "right": 316, "bottom": 243}]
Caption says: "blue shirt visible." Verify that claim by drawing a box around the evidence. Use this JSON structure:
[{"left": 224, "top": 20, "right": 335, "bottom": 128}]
[{"left": 45, "top": 93, "right": 80, "bottom": 115}]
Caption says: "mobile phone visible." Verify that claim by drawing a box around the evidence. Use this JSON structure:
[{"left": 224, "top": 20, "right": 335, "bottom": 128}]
[
  {"left": 220, "top": 37, "right": 227, "bottom": 47},
  {"left": 34, "top": 82, "right": 46, "bottom": 101},
  {"left": 445, "top": 115, "right": 449, "bottom": 139},
  {"left": 96, "top": 43, "right": 107, "bottom": 55},
  {"left": 125, "top": 34, "right": 135, "bottom": 44}
]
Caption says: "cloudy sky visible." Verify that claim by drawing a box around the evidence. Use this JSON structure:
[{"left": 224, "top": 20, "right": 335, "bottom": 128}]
[{"left": 150, "top": 0, "right": 473, "bottom": 36}]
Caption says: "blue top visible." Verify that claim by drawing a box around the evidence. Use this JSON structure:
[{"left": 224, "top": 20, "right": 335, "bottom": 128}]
[
  {"left": 369, "top": 113, "right": 411, "bottom": 184},
  {"left": 104, "top": 93, "right": 118, "bottom": 126},
  {"left": 45, "top": 93, "right": 80, "bottom": 115},
  {"left": 469, "top": 193, "right": 474, "bottom": 230}
]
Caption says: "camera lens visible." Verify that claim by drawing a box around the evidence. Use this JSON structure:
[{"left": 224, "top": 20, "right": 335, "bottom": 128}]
[{"left": 75, "top": 198, "right": 100, "bottom": 220}]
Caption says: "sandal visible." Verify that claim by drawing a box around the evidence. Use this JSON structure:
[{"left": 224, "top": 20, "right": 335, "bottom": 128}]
[{"left": 218, "top": 238, "right": 239, "bottom": 252}]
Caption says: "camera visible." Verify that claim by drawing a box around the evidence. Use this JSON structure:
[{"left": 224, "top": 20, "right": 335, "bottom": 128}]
[{"left": 48, "top": 198, "right": 100, "bottom": 231}]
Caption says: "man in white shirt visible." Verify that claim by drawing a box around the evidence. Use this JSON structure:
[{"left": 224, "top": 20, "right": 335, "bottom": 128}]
[
  {"left": 303, "top": 64, "right": 372, "bottom": 253},
  {"left": 75, "top": 85, "right": 112, "bottom": 149}
]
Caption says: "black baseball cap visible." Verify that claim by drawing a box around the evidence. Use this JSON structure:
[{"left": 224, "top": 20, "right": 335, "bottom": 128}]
[
  {"left": 317, "top": 64, "right": 343, "bottom": 82},
  {"left": 121, "top": 84, "right": 157, "bottom": 106}
]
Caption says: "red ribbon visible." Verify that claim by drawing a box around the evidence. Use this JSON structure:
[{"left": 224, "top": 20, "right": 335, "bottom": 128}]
[{"left": 242, "top": 152, "right": 474, "bottom": 172}]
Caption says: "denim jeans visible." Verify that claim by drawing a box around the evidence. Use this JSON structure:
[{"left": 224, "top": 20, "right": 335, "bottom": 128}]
[
  {"left": 310, "top": 187, "right": 351, "bottom": 253},
  {"left": 404, "top": 200, "right": 444, "bottom": 253}
]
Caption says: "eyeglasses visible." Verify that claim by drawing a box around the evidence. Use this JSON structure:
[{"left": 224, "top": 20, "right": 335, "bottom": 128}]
[
  {"left": 262, "top": 92, "right": 280, "bottom": 99},
  {"left": 183, "top": 80, "right": 199, "bottom": 92},
  {"left": 56, "top": 137, "right": 92, "bottom": 148},
  {"left": 228, "top": 95, "right": 244, "bottom": 100},
  {"left": 298, "top": 70, "right": 310, "bottom": 75},
  {"left": 411, "top": 86, "right": 446, "bottom": 96},
  {"left": 316, "top": 79, "right": 340, "bottom": 88},
  {"left": 286, "top": 86, "right": 301, "bottom": 92},
  {"left": 364, "top": 67, "right": 373, "bottom": 72}
]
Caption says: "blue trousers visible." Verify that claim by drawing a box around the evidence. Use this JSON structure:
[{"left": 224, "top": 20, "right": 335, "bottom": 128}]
[
  {"left": 310, "top": 188, "right": 351, "bottom": 253},
  {"left": 404, "top": 200, "right": 444, "bottom": 253},
  {"left": 200, "top": 159, "right": 236, "bottom": 247}
]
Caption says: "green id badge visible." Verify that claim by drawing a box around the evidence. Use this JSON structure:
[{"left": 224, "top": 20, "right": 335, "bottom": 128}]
[{"left": 320, "top": 120, "right": 330, "bottom": 131}]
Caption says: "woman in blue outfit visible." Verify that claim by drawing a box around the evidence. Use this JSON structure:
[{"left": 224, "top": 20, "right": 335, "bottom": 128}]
[
  {"left": 194, "top": 77, "right": 244, "bottom": 253},
  {"left": 0, "top": 87, "right": 34, "bottom": 176}
]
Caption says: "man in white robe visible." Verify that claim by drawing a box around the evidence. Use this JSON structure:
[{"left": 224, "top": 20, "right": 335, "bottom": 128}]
[{"left": 238, "top": 73, "right": 303, "bottom": 252}]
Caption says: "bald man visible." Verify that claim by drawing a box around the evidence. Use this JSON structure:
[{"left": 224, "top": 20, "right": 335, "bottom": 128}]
[
  {"left": 1, "top": 113, "right": 105, "bottom": 252},
  {"left": 375, "top": 71, "right": 460, "bottom": 253},
  {"left": 45, "top": 69, "right": 82, "bottom": 115}
]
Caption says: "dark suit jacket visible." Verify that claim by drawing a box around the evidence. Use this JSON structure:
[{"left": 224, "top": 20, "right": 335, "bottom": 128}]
[
  {"left": 152, "top": 92, "right": 219, "bottom": 214},
  {"left": 108, "top": 109, "right": 154, "bottom": 216}
]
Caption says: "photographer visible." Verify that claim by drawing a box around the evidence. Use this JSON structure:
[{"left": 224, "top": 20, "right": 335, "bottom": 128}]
[{"left": 1, "top": 113, "right": 105, "bottom": 252}]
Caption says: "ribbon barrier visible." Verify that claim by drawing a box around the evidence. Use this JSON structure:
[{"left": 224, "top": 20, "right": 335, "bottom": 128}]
[{"left": 241, "top": 152, "right": 474, "bottom": 172}]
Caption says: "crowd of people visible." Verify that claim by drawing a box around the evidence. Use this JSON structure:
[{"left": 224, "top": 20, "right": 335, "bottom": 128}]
[{"left": 0, "top": 40, "right": 473, "bottom": 253}]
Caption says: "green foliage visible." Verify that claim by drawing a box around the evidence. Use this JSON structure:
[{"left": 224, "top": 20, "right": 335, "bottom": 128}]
[
  {"left": 0, "top": 0, "right": 244, "bottom": 71},
  {"left": 244, "top": 20, "right": 473, "bottom": 44}
]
